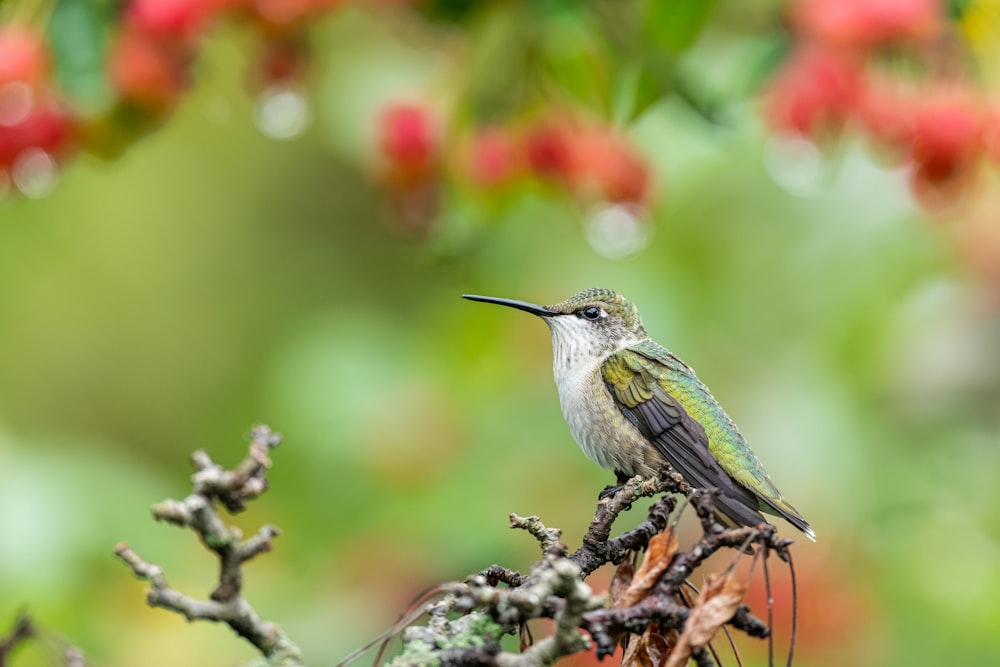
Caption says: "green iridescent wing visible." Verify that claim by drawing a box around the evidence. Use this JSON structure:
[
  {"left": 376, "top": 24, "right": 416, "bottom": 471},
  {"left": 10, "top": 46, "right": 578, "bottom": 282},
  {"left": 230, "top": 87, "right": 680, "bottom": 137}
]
[
  {"left": 603, "top": 342, "right": 813, "bottom": 538},
  {"left": 601, "top": 346, "right": 767, "bottom": 530}
]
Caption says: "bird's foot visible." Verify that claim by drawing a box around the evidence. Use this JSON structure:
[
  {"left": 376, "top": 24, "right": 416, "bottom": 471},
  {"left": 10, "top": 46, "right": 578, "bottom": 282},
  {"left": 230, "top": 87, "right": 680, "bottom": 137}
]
[
  {"left": 598, "top": 483, "right": 625, "bottom": 501},
  {"left": 599, "top": 470, "right": 638, "bottom": 500},
  {"left": 599, "top": 470, "right": 645, "bottom": 500}
]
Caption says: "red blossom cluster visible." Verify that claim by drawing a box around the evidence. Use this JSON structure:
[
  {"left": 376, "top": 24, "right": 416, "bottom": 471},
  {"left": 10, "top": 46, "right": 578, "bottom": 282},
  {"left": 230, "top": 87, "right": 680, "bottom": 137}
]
[
  {"left": 3, "top": 0, "right": 992, "bottom": 221},
  {"left": 0, "top": 0, "right": 340, "bottom": 195},
  {"left": 522, "top": 119, "right": 651, "bottom": 204},
  {"left": 0, "top": 23, "right": 75, "bottom": 195},
  {"left": 765, "top": 0, "right": 999, "bottom": 206},
  {"left": 106, "top": 0, "right": 338, "bottom": 118},
  {"left": 375, "top": 101, "right": 652, "bottom": 205}
]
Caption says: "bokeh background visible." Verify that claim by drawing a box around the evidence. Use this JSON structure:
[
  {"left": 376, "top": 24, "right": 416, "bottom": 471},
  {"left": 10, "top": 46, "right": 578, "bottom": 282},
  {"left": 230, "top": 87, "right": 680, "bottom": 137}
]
[{"left": 1, "top": 1, "right": 999, "bottom": 666}]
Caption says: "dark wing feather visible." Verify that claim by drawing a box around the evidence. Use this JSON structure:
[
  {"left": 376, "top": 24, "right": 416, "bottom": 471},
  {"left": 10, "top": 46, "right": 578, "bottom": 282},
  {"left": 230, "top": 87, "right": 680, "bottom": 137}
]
[
  {"left": 633, "top": 386, "right": 765, "bottom": 528},
  {"left": 603, "top": 351, "right": 765, "bottom": 529}
]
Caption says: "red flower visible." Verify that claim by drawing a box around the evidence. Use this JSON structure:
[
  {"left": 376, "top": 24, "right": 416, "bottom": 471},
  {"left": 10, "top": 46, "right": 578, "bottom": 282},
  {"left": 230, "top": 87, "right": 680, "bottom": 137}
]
[
  {"left": 569, "top": 128, "right": 651, "bottom": 204},
  {"left": 764, "top": 46, "right": 865, "bottom": 138},
  {"left": 108, "top": 30, "right": 191, "bottom": 113},
  {"left": 857, "top": 77, "right": 915, "bottom": 158},
  {"left": 524, "top": 121, "right": 576, "bottom": 181},
  {"left": 524, "top": 118, "right": 651, "bottom": 204},
  {"left": 904, "top": 89, "right": 988, "bottom": 207},
  {"left": 465, "top": 127, "right": 522, "bottom": 188},
  {"left": 125, "top": 0, "right": 215, "bottom": 43},
  {"left": 0, "top": 24, "right": 50, "bottom": 89},
  {"left": 376, "top": 101, "right": 440, "bottom": 187},
  {"left": 0, "top": 95, "right": 75, "bottom": 169},
  {"left": 792, "top": 0, "right": 942, "bottom": 49}
]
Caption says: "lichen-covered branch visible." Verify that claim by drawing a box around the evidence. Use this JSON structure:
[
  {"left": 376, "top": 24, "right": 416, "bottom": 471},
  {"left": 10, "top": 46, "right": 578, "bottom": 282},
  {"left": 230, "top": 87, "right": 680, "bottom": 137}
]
[
  {"left": 114, "top": 425, "right": 303, "bottom": 667},
  {"left": 509, "top": 514, "right": 566, "bottom": 556},
  {"left": 379, "top": 465, "right": 800, "bottom": 667},
  {"left": 493, "top": 558, "right": 596, "bottom": 667}
]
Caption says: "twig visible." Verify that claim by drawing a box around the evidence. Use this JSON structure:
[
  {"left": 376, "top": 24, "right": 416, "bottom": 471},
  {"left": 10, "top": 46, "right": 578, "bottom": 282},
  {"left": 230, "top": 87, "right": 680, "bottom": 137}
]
[
  {"left": 570, "top": 469, "right": 688, "bottom": 575},
  {"left": 0, "top": 613, "right": 86, "bottom": 667},
  {"left": 605, "top": 495, "right": 677, "bottom": 562},
  {"left": 786, "top": 549, "right": 798, "bottom": 667},
  {"left": 493, "top": 559, "right": 595, "bottom": 667},
  {"left": 0, "top": 613, "right": 34, "bottom": 667},
  {"left": 510, "top": 514, "right": 566, "bottom": 556},
  {"left": 474, "top": 565, "right": 527, "bottom": 588},
  {"left": 113, "top": 425, "right": 303, "bottom": 666}
]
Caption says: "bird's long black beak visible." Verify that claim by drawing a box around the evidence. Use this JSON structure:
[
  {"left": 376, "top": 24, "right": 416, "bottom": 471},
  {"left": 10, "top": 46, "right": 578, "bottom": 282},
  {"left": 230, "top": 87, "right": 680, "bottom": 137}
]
[{"left": 462, "top": 294, "right": 559, "bottom": 317}]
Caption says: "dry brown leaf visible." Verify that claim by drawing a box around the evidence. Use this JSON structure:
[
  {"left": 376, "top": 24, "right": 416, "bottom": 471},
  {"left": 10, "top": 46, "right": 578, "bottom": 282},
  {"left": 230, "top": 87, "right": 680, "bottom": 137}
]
[
  {"left": 609, "top": 558, "right": 635, "bottom": 608},
  {"left": 622, "top": 623, "right": 671, "bottom": 667},
  {"left": 645, "top": 629, "right": 669, "bottom": 666},
  {"left": 606, "top": 558, "right": 637, "bottom": 654},
  {"left": 621, "top": 529, "right": 678, "bottom": 607},
  {"left": 621, "top": 625, "right": 653, "bottom": 667},
  {"left": 663, "top": 570, "right": 748, "bottom": 667}
]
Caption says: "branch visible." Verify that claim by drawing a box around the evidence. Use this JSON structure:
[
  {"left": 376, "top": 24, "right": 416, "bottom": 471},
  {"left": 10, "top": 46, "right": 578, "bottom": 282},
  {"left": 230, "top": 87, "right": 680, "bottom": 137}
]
[
  {"left": 494, "top": 559, "right": 594, "bottom": 667},
  {"left": 570, "top": 470, "right": 688, "bottom": 575},
  {"left": 375, "top": 464, "right": 802, "bottom": 667},
  {"left": 114, "top": 425, "right": 303, "bottom": 667},
  {"left": 0, "top": 612, "right": 86, "bottom": 667},
  {"left": 0, "top": 613, "right": 34, "bottom": 667},
  {"left": 509, "top": 514, "right": 566, "bottom": 556}
]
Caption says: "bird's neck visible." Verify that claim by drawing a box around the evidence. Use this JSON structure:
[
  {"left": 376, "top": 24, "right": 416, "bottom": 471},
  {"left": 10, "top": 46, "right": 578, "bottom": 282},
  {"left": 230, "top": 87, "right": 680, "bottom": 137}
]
[{"left": 547, "top": 322, "right": 644, "bottom": 389}]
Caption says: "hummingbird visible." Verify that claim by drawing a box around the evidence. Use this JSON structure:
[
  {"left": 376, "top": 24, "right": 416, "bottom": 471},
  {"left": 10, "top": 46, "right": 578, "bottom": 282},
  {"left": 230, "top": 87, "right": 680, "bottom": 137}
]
[{"left": 463, "top": 287, "right": 815, "bottom": 540}]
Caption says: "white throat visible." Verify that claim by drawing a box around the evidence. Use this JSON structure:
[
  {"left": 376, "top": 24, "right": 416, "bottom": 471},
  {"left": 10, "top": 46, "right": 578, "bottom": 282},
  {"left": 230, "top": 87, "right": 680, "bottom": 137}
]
[{"left": 545, "top": 316, "right": 638, "bottom": 389}]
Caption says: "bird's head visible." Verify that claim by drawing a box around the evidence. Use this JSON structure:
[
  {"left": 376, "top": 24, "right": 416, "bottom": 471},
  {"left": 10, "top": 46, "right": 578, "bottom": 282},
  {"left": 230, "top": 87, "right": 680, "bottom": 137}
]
[{"left": 463, "top": 288, "right": 648, "bottom": 365}]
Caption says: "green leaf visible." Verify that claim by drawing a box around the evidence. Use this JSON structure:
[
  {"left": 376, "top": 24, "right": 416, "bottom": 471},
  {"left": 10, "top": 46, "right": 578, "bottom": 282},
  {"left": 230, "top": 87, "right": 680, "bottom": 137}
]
[
  {"left": 611, "top": 62, "right": 643, "bottom": 124},
  {"left": 46, "top": 0, "right": 113, "bottom": 114},
  {"left": 610, "top": 59, "right": 682, "bottom": 124},
  {"left": 459, "top": 5, "right": 533, "bottom": 122},
  {"left": 590, "top": 1, "right": 675, "bottom": 122},
  {"left": 644, "top": 0, "right": 719, "bottom": 53},
  {"left": 417, "top": 0, "right": 482, "bottom": 23},
  {"left": 537, "top": 8, "right": 613, "bottom": 115}
]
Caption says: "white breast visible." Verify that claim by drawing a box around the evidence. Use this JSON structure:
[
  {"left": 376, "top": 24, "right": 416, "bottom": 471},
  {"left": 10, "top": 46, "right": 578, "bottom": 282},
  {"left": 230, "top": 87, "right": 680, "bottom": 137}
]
[
  {"left": 545, "top": 317, "right": 642, "bottom": 473},
  {"left": 556, "top": 364, "right": 615, "bottom": 470}
]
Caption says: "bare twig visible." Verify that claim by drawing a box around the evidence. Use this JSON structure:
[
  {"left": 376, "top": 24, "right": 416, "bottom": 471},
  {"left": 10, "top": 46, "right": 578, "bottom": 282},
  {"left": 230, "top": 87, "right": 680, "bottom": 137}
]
[
  {"left": 0, "top": 613, "right": 34, "bottom": 667},
  {"left": 510, "top": 514, "right": 566, "bottom": 556},
  {"left": 786, "top": 549, "right": 799, "bottom": 667},
  {"left": 570, "top": 470, "right": 688, "bottom": 575},
  {"left": 114, "top": 425, "right": 303, "bottom": 667},
  {"left": 0, "top": 613, "right": 86, "bottom": 667},
  {"left": 763, "top": 543, "right": 775, "bottom": 667},
  {"left": 474, "top": 565, "right": 527, "bottom": 588}
]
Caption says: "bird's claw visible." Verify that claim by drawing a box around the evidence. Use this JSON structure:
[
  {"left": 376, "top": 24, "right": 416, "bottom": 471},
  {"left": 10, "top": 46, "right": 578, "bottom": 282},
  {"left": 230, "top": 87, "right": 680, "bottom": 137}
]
[{"left": 598, "top": 483, "right": 625, "bottom": 501}]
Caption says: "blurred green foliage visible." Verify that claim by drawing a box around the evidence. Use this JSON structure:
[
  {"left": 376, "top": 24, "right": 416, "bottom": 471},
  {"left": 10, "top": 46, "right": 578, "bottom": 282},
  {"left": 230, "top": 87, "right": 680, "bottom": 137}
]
[{"left": 1, "top": 5, "right": 999, "bottom": 667}]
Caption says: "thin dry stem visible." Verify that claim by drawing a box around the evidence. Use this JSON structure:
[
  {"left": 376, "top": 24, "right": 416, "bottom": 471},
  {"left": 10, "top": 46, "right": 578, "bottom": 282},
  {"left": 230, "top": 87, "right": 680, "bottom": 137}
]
[{"left": 113, "top": 425, "right": 303, "bottom": 667}]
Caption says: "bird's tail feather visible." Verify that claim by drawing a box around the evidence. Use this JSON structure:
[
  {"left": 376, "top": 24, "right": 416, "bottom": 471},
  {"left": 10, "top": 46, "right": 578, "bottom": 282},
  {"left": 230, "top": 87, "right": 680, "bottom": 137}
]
[
  {"left": 713, "top": 493, "right": 817, "bottom": 543},
  {"left": 757, "top": 497, "right": 816, "bottom": 541}
]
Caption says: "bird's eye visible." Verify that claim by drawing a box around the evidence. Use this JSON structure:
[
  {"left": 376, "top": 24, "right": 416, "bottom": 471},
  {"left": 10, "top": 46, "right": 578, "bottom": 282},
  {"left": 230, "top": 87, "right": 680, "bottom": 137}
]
[{"left": 581, "top": 306, "right": 602, "bottom": 320}]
